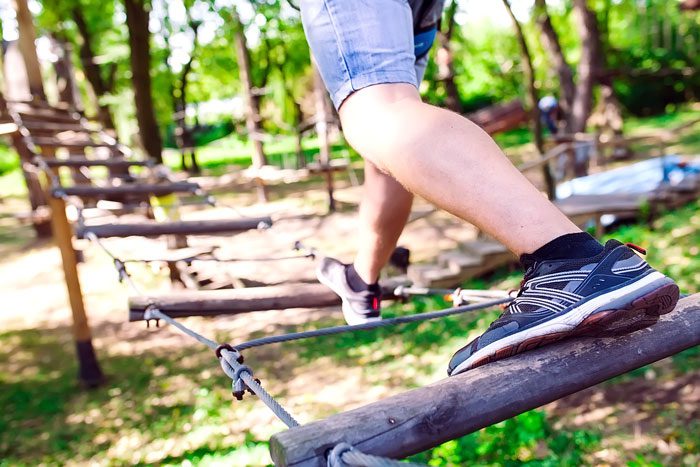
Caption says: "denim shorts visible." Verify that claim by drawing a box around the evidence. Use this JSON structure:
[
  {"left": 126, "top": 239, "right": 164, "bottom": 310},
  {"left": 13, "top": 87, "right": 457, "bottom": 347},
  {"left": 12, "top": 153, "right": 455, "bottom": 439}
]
[{"left": 300, "top": 0, "right": 445, "bottom": 109}]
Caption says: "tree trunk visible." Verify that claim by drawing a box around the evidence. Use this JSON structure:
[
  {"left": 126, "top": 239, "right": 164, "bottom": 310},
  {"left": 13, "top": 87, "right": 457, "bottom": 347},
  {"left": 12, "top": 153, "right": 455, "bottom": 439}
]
[
  {"left": 175, "top": 20, "right": 200, "bottom": 174},
  {"left": 72, "top": 8, "right": 116, "bottom": 130},
  {"left": 569, "top": 0, "right": 602, "bottom": 134},
  {"left": 501, "top": 0, "right": 555, "bottom": 199},
  {"left": 436, "top": 0, "right": 462, "bottom": 113},
  {"left": 533, "top": 0, "right": 575, "bottom": 118},
  {"left": 13, "top": 0, "right": 45, "bottom": 101},
  {"left": 231, "top": 7, "right": 268, "bottom": 202},
  {"left": 592, "top": 0, "right": 625, "bottom": 146},
  {"left": 51, "top": 37, "right": 83, "bottom": 109},
  {"left": 124, "top": 0, "right": 163, "bottom": 163}
]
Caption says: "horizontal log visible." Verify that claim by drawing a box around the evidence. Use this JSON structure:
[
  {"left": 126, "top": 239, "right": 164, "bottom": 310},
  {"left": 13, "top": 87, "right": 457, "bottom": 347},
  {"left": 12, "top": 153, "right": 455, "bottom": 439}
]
[
  {"left": 128, "top": 278, "right": 409, "bottom": 320},
  {"left": 0, "top": 122, "right": 18, "bottom": 135},
  {"left": 31, "top": 137, "right": 116, "bottom": 149},
  {"left": 129, "top": 282, "right": 340, "bottom": 320},
  {"left": 554, "top": 193, "right": 654, "bottom": 217},
  {"left": 23, "top": 121, "right": 94, "bottom": 133},
  {"left": 58, "top": 182, "right": 200, "bottom": 198},
  {"left": 18, "top": 111, "right": 80, "bottom": 124},
  {"left": 44, "top": 157, "right": 150, "bottom": 168},
  {"left": 270, "top": 294, "right": 700, "bottom": 466},
  {"left": 77, "top": 217, "right": 272, "bottom": 240}
]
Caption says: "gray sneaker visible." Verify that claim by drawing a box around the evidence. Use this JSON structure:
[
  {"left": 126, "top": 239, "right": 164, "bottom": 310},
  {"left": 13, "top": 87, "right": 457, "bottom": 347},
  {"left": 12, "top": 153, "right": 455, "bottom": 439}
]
[
  {"left": 317, "top": 257, "right": 382, "bottom": 325},
  {"left": 448, "top": 240, "right": 679, "bottom": 376}
]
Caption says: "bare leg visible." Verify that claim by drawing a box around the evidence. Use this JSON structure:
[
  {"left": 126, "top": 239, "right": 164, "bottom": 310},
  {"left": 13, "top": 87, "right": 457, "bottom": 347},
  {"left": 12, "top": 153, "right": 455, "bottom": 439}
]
[
  {"left": 339, "top": 83, "right": 580, "bottom": 256},
  {"left": 353, "top": 161, "right": 413, "bottom": 284}
]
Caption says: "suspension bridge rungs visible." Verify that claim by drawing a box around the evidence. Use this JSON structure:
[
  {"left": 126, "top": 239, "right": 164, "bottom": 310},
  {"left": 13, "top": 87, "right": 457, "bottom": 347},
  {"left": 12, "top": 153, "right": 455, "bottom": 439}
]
[
  {"left": 77, "top": 217, "right": 272, "bottom": 240},
  {"left": 57, "top": 182, "right": 200, "bottom": 198},
  {"left": 128, "top": 282, "right": 342, "bottom": 320},
  {"left": 270, "top": 293, "right": 700, "bottom": 467}
]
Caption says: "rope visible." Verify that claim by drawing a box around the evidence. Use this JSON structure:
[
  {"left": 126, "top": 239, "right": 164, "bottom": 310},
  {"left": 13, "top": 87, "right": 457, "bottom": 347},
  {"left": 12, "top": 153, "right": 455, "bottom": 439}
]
[
  {"left": 235, "top": 296, "right": 511, "bottom": 351},
  {"left": 120, "top": 252, "right": 316, "bottom": 264},
  {"left": 83, "top": 231, "right": 147, "bottom": 296},
  {"left": 145, "top": 307, "right": 301, "bottom": 428},
  {"left": 328, "top": 443, "right": 427, "bottom": 467}
]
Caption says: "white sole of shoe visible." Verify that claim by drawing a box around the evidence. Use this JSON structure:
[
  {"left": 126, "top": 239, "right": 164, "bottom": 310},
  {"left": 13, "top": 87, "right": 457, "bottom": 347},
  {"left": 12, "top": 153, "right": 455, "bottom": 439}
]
[{"left": 451, "top": 271, "right": 670, "bottom": 375}]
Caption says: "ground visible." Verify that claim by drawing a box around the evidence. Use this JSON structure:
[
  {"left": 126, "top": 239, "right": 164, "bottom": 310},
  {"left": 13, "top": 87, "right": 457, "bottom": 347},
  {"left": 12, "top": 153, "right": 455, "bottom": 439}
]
[{"left": 0, "top": 108, "right": 699, "bottom": 466}]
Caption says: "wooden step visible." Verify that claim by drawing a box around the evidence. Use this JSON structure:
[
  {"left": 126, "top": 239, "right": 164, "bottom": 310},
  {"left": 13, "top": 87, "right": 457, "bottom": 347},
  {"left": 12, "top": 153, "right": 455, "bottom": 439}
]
[
  {"left": 408, "top": 264, "right": 461, "bottom": 288},
  {"left": 437, "top": 251, "right": 482, "bottom": 274},
  {"left": 44, "top": 157, "right": 150, "bottom": 169},
  {"left": 59, "top": 181, "right": 200, "bottom": 198}
]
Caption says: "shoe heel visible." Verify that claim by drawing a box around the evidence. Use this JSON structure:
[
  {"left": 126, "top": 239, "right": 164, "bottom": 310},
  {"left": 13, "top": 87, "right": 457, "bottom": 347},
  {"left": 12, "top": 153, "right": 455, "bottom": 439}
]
[{"left": 577, "top": 282, "right": 680, "bottom": 337}]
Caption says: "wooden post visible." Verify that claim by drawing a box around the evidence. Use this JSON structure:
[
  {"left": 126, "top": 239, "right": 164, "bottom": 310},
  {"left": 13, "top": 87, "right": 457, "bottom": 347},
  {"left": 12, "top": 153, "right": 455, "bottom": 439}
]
[
  {"left": 312, "top": 62, "right": 335, "bottom": 213},
  {"left": 47, "top": 194, "right": 104, "bottom": 387},
  {"left": 270, "top": 294, "right": 700, "bottom": 466}
]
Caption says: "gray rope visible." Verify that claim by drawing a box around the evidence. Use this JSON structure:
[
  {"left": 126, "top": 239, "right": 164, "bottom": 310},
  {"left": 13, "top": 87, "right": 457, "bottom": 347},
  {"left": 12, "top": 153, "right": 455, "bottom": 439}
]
[
  {"left": 146, "top": 307, "right": 300, "bottom": 428},
  {"left": 84, "top": 231, "right": 146, "bottom": 296},
  {"left": 234, "top": 296, "right": 511, "bottom": 351},
  {"left": 121, "top": 252, "right": 316, "bottom": 264},
  {"left": 328, "top": 443, "right": 427, "bottom": 467}
]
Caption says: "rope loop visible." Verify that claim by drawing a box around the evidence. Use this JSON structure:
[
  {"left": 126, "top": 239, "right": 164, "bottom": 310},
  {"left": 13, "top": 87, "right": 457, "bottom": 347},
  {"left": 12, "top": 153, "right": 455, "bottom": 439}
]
[
  {"left": 227, "top": 363, "right": 254, "bottom": 400},
  {"left": 327, "top": 443, "right": 354, "bottom": 467},
  {"left": 215, "top": 343, "right": 243, "bottom": 363}
]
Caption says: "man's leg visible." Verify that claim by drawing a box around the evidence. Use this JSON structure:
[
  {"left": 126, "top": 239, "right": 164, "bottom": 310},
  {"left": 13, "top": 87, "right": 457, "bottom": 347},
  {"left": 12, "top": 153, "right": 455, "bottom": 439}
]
[
  {"left": 353, "top": 161, "right": 414, "bottom": 285},
  {"left": 303, "top": 0, "right": 679, "bottom": 367},
  {"left": 339, "top": 83, "right": 579, "bottom": 256}
]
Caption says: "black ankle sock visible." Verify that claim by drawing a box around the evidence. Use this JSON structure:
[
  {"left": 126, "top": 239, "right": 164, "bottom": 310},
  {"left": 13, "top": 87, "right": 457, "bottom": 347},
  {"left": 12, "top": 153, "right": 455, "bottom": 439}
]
[
  {"left": 521, "top": 232, "right": 604, "bottom": 268},
  {"left": 346, "top": 264, "right": 376, "bottom": 292}
]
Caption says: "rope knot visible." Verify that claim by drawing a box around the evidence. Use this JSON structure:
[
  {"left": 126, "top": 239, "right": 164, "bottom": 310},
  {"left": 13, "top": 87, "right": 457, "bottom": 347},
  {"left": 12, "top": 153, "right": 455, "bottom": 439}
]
[
  {"left": 230, "top": 364, "right": 257, "bottom": 400},
  {"left": 327, "top": 443, "right": 354, "bottom": 467}
]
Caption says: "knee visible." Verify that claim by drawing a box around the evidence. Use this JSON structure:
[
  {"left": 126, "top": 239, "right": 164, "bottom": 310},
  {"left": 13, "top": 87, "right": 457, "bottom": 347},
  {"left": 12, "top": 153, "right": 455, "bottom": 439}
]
[{"left": 339, "top": 84, "right": 424, "bottom": 170}]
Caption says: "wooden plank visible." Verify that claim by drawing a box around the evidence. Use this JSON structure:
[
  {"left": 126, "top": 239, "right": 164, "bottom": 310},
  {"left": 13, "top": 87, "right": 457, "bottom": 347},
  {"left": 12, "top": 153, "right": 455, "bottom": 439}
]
[
  {"left": 22, "top": 121, "right": 93, "bottom": 132},
  {"left": 44, "top": 157, "right": 150, "bottom": 168},
  {"left": 59, "top": 182, "right": 200, "bottom": 198},
  {"left": 555, "top": 193, "right": 650, "bottom": 217},
  {"left": 128, "top": 282, "right": 341, "bottom": 320},
  {"left": 76, "top": 217, "right": 272, "bottom": 239},
  {"left": 270, "top": 294, "right": 700, "bottom": 466},
  {"left": 17, "top": 110, "right": 80, "bottom": 124},
  {"left": 0, "top": 122, "right": 18, "bottom": 135},
  {"left": 129, "top": 278, "right": 410, "bottom": 320},
  {"left": 31, "top": 137, "right": 116, "bottom": 149}
]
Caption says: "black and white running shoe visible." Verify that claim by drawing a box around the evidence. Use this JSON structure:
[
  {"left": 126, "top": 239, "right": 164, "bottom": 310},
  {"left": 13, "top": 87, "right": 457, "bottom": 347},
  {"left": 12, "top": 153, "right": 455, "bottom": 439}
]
[
  {"left": 448, "top": 239, "right": 679, "bottom": 376},
  {"left": 317, "top": 257, "right": 382, "bottom": 325}
]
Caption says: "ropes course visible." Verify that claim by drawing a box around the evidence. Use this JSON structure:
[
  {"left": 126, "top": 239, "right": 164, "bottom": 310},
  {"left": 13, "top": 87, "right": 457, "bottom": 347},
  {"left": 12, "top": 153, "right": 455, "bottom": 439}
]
[
  {"left": 12, "top": 109, "right": 699, "bottom": 466},
  {"left": 79, "top": 213, "right": 513, "bottom": 466},
  {"left": 81, "top": 222, "right": 700, "bottom": 467}
]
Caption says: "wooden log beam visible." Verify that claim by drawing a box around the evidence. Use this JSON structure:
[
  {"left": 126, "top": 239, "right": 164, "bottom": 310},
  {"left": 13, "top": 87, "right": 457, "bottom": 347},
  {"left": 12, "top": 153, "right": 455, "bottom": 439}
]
[
  {"left": 44, "top": 157, "right": 150, "bottom": 169},
  {"left": 22, "top": 121, "right": 94, "bottom": 132},
  {"left": 129, "top": 282, "right": 340, "bottom": 320},
  {"left": 270, "top": 294, "right": 700, "bottom": 466},
  {"left": 128, "top": 279, "right": 409, "bottom": 320},
  {"left": 58, "top": 182, "right": 200, "bottom": 198},
  {"left": 31, "top": 137, "right": 116, "bottom": 149},
  {"left": 76, "top": 217, "right": 272, "bottom": 239}
]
